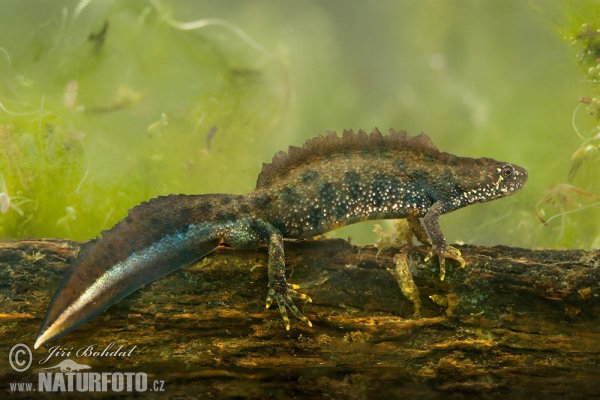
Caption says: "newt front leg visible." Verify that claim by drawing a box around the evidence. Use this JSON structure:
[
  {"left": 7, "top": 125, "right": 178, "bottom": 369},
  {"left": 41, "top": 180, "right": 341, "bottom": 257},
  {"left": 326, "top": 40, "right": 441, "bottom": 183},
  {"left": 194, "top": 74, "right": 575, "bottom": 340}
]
[{"left": 422, "top": 201, "right": 466, "bottom": 280}]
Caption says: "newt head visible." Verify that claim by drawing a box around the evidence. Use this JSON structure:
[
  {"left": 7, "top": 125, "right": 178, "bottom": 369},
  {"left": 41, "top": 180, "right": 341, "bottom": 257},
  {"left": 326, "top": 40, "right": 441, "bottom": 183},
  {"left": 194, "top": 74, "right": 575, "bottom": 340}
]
[
  {"left": 454, "top": 159, "right": 528, "bottom": 207},
  {"left": 487, "top": 162, "right": 528, "bottom": 196}
]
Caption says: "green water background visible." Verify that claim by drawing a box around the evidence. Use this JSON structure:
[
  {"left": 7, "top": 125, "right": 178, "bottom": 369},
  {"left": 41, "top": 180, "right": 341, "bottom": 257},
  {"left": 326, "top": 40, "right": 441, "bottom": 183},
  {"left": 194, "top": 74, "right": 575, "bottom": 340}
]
[{"left": 0, "top": 0, "right": 598, "bottom": 249}]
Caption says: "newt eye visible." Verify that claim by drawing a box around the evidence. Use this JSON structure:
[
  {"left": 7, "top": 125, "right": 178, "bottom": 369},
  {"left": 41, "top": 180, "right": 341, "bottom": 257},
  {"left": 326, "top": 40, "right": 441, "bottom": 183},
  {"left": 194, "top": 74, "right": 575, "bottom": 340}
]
[{"left": 501, "top": 166, "right": 513, "bottom": 178}]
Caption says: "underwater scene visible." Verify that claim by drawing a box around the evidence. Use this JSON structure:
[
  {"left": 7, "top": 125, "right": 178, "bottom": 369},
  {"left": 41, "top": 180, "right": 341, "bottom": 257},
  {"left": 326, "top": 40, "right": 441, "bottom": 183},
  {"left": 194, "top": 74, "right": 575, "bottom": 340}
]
[{"left": 1, "top": 1, "right": 600, "bottom": 398}]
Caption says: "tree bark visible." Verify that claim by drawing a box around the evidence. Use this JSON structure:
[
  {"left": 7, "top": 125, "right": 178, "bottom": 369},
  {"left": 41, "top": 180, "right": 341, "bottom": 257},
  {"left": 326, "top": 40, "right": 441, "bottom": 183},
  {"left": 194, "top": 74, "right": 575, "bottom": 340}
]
[{"left": 1, "top": 238, "right": 600, "bottom": 397}]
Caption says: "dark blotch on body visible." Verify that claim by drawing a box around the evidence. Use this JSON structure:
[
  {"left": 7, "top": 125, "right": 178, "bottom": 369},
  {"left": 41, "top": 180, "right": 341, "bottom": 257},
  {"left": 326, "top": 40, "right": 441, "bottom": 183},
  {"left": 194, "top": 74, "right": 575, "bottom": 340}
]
[
  {"left": 370, "top": 181, "right": 387, "bottom": 207},
  {"left": 196, "top": 202, "right": 213, "bottom": 216},
  {"left": 249, "top": 219, "right": 268, "bottom": 237},
  {"left": 335, "top": 203, "right": 348, "bottom": 219},
  {"left": 411, "top": 169, "right": 429, "bottom": 184},
  {"left": 394, "top": 159, "right": 408, "bottom": 172},
  {"left": 307, "top": 207, "right": 323, "bottom": 227},
  {"left": 239, "top": 203, "right": 251, "bottom": 214},
  {"left": 215, "top": 211, "right": 236, "bottom": 222},
  {"left": 178, "top": 208, "right": 193, "bottom": 222},
  {"left": 318, "top": 182, "right": 338, "bottom": 204},
  {"left": 300, "top": 170, "right": 320, "bottom": 184},
  {"left": 344, "top": 171, "right": 362, "bottom": 201},
  {"left": 279, "top": 186, "right": 300, "bottom": 203},
  {"left": 252, "top": 194, "right": 271, "bottom": 209}
]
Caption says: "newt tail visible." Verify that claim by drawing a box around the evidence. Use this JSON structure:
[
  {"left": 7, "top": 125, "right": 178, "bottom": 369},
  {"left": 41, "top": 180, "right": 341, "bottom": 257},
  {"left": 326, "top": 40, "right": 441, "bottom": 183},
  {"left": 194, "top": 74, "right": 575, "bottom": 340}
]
[
  {"left": 35, "top": 128, "right": 527, "bottom": 348},
  {"left": 35, "top": 195, "right": 225, "bottom": 348}
]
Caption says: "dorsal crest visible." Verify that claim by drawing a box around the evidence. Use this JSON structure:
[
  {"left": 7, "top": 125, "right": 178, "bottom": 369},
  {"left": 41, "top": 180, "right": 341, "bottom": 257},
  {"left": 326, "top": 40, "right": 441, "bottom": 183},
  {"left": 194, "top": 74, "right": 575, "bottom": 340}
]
[{"left": 256, "top": 128, "right": 440, "bottom": 189}]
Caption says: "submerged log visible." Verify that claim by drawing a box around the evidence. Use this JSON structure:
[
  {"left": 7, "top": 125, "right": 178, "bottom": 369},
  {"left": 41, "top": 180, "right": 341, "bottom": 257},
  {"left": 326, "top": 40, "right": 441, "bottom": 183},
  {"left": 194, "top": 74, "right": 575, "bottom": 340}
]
[{"left": 1, "top": 238, "right": 600, "bottom": 397}]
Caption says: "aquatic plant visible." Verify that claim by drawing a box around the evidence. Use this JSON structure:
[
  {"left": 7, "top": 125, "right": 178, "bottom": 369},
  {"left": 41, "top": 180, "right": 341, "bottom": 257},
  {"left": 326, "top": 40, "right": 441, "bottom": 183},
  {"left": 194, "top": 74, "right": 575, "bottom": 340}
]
[{"left": 0, "top": 1, "right": 286, "bottom": 240}]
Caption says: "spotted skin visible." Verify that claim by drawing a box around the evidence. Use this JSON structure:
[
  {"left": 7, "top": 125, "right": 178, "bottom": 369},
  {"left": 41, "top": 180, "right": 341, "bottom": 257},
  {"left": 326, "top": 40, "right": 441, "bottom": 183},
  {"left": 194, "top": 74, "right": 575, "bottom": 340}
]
[{"left": 35, "top": 128, "right": 527, "bottom": 348}]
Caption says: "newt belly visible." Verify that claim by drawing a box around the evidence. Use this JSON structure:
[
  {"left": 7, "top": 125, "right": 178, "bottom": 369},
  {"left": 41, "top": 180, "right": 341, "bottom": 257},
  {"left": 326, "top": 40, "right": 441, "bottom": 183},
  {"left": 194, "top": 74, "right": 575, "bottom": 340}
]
[{"left": 35, "top": 128, "right": 527, "bottom": 349}]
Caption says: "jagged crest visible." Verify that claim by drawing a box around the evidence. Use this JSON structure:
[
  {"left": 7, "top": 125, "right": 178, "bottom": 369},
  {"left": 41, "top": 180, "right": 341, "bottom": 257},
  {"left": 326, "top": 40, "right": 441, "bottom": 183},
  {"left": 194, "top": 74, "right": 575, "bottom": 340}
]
[
  {"left": 256, "top": 128, "right": 440, "bottom": 189},
  {"left": 76, "top": 194, "right": 183, "bottom": 259}
]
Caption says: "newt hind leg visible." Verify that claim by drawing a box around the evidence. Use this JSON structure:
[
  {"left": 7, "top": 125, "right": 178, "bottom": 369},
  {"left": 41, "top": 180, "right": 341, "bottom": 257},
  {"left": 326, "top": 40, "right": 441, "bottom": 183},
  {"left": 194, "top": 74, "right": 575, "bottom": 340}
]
[
  {"left": 264, "top": 232, "right": 312, "bottom": 330},
  {"left": 222, "top": 219, "right": 312, "bottom": 329}
]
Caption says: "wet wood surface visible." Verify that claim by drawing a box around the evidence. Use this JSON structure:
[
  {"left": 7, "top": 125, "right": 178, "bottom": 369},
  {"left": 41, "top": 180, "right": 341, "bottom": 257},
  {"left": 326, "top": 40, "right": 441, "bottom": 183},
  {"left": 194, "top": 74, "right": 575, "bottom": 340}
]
[{"left": 1, "top": 238, "right": 600, "bottom": 398}]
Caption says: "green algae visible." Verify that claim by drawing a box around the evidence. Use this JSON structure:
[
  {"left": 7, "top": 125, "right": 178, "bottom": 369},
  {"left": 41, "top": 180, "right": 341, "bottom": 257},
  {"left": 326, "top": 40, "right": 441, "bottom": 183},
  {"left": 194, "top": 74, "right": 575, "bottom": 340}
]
[{"left": 0, "top": 1, "right": 286, "bottom": 240}]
